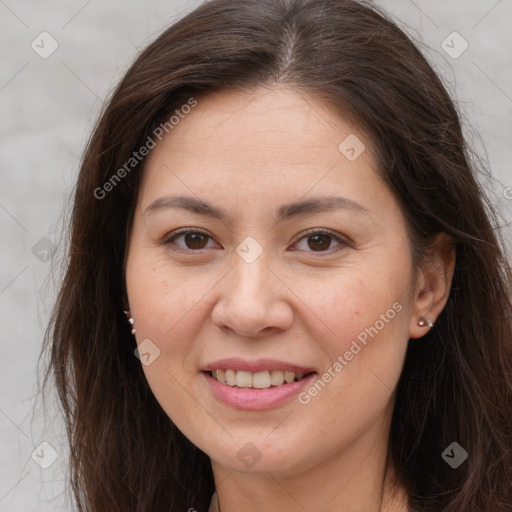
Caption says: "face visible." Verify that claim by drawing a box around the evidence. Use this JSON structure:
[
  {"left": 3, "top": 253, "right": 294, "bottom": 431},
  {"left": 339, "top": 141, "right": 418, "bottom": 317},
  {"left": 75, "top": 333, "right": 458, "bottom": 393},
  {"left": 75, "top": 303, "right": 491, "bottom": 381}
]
[{"left": 125, "top": 86, "right": 419, "bottom": 477}]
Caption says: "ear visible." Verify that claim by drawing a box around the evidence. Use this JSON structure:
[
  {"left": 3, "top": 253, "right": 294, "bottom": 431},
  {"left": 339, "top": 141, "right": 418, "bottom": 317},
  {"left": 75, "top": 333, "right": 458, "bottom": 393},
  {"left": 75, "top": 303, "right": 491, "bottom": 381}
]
[{"left": 409, "top": 233, "right": 456, "bottom": 339}]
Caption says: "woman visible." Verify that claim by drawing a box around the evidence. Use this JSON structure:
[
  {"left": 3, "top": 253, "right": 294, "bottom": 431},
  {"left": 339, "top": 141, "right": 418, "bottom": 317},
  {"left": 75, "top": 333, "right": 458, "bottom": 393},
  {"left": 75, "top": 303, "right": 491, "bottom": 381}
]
[{"left": 42, "top": 0, "right": 512, "bottom": 510}]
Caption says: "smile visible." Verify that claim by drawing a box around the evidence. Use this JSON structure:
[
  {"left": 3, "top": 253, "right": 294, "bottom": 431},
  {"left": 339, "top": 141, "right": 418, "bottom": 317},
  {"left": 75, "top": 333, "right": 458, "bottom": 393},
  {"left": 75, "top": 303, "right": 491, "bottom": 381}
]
[
  {"left": 209, "top": 369, "right": 314, "bottom": 388},
  {"left": 201, "top": 370, "right": 318, "bottom": 410}
]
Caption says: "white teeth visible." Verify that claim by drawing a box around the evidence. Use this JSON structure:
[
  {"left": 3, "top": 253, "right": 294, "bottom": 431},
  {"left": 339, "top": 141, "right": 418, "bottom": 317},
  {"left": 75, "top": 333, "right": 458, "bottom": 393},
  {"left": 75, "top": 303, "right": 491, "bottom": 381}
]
[
  {"left": 235, "top": 371, "right": 253, "bottom": 388},
  {"left": 253, "top": 371, "right": 271, "bottom": 388},
  {"left": 270, "top": 370, "right": 284, "bottom": 386},
  {"left": 215, "top": 369, "right": 225, "bottom": 384},
  {"left": 284, "top": 371, "right": 295, "bottom": 383},
  {"left": 225, "top": 369, "right": 236, "bottom": 386},
  {"left": 210, "top": 369, "right": 309, "bottom": 388}
]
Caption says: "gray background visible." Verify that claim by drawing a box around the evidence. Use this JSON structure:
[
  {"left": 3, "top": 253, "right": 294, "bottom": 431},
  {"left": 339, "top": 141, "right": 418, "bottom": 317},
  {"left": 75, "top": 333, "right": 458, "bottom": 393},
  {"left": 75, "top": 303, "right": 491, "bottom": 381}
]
[{"left": 1, "top": 1, "right": 511, "bottom": 510}]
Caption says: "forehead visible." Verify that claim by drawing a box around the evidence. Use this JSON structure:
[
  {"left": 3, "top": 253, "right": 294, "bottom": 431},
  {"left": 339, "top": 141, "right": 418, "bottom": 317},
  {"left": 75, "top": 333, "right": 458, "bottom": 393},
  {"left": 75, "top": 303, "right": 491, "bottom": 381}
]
[
  {"left": 156, "top": 86, "right": 365, "bottom": 161},
  {"left": 138, "top": 85, "right": 383, "bottom": 213}
]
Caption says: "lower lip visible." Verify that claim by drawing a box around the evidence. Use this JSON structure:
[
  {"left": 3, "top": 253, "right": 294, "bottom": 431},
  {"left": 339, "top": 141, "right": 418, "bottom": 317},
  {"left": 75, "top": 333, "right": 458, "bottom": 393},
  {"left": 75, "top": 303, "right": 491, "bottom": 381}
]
[{"left": 201, "top": 371, "right": 317, "bottom": 410}]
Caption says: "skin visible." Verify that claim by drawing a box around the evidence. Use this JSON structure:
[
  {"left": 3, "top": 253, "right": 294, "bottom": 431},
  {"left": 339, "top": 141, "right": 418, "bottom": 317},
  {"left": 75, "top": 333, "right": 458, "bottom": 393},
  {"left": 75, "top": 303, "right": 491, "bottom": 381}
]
[{"left": 124, "top": 85, "right": 455, "bottom": 512}]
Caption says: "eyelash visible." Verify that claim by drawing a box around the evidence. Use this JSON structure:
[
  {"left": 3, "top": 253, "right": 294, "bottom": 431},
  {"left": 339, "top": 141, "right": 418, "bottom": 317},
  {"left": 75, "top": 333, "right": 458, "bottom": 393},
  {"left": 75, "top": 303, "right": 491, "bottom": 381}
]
[{"left": 162, "top": 228, "right": 349, "bottom": 255}]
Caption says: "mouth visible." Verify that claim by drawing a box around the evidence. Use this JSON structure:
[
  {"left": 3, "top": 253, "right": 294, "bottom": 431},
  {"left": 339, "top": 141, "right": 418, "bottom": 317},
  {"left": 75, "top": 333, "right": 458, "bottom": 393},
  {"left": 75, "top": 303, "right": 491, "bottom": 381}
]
[
  {"left": 200, "top": 358, "right": 318, "bottom": 409},
  {"left": 200, "top": 365, "right": 318, "bottom": 410},
  {"left": 204, "top": 369, "right": 316, "bottom": 389}
]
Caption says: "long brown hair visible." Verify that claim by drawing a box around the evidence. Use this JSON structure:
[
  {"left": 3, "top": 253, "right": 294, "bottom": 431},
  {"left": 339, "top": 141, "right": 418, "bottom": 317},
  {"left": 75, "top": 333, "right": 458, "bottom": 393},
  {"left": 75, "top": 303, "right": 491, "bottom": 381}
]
[{"left": 41, "top": 0, "right": 512, "bottom": 510}]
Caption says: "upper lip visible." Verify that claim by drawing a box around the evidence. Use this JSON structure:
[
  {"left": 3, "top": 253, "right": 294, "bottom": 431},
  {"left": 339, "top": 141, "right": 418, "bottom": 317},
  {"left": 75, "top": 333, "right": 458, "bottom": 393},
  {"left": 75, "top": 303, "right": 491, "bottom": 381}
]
[{"left": 201, "top": 358, "right": 316, "bottom": 374}]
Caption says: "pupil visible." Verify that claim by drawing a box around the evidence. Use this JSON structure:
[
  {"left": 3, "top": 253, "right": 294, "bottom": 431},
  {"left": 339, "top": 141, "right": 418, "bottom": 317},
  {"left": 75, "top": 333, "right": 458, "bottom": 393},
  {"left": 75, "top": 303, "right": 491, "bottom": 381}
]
[
  {"left": 185, "top": 233, "right": 207, "bottom": 249},
  {"left": 308, "top": 234, "right": 330, "bottom": 251}
]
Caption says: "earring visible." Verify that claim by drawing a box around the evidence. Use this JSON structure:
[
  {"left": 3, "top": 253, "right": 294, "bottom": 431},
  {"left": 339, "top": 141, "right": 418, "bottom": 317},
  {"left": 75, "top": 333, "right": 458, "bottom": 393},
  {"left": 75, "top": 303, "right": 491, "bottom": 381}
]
[
  {"left": 418, "top": 318, "right": 434, "bottom": 329},
  {"left": 123, "top": 310, "right": 136, "bottom": 335}
]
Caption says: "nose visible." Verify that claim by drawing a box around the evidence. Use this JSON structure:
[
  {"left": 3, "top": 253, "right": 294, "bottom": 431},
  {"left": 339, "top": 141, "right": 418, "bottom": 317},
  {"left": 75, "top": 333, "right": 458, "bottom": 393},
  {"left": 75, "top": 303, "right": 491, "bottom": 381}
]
[{"left": 211, "top": 254, "right": 294, "bottom": 338}]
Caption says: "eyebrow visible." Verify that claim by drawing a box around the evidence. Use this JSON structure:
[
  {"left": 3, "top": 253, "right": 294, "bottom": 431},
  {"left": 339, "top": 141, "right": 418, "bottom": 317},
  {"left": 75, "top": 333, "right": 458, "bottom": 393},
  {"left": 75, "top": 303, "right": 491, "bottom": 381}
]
[{"left": 143, "top": 194, "right": 369, "bottom": 221}]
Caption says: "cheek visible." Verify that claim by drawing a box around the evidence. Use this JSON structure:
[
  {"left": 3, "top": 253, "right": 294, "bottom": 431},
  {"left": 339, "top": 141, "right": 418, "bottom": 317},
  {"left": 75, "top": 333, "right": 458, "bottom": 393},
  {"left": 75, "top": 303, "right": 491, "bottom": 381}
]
[
  {"left": 125, "top": 254, "right": 222, "bottom": 368},
  {"left": 127, "top": 252, "right": 189, "bottom": 331},
  {"left": 297, "top": 263, "right": 410, "bottom": 351},
  {"left": 125, "top": 255, "right": 217, "bottom": 427},
  {"left": 292, "top": 263, "right": 412, "bottom": 414}
]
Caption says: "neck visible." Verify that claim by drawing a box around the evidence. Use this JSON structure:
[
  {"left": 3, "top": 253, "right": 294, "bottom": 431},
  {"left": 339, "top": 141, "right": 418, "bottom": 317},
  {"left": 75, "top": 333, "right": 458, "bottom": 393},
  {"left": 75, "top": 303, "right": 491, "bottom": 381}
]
[{"left": 210, "top": 415, "right": 408, "bottom": 512}]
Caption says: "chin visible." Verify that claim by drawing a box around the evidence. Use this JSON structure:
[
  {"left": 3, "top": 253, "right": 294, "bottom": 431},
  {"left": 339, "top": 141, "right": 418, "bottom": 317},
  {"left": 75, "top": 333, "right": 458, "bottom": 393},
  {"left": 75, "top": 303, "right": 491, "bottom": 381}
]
[{"left": 204, "top": 433, "right": 317, "bottom": 475}]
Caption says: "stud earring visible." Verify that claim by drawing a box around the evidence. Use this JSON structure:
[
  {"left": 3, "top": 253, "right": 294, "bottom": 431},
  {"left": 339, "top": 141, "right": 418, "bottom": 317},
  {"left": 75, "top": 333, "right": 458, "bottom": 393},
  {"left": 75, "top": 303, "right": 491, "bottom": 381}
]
[
  {"left": 123, "top": 309, "right": 136, "bottom": 335},
  {"left": 418, "top": 318, "right": 434, "bottom": 329}
]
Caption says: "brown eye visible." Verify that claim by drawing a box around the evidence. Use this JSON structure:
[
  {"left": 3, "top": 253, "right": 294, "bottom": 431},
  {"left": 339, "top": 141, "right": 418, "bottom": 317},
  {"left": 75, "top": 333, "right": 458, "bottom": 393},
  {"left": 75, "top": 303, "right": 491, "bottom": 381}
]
[
  {"left": 307, "top": 234, "right": 332, "bottom": 251},
  {"left": 293, "top": 229, "right": 347, "bottom": 253},
  {"left": 183, "top": 232, "right": 209, "bottom": 249},
  {"left": 165, "top": 230, "right": 216, "bottom": 251}
]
